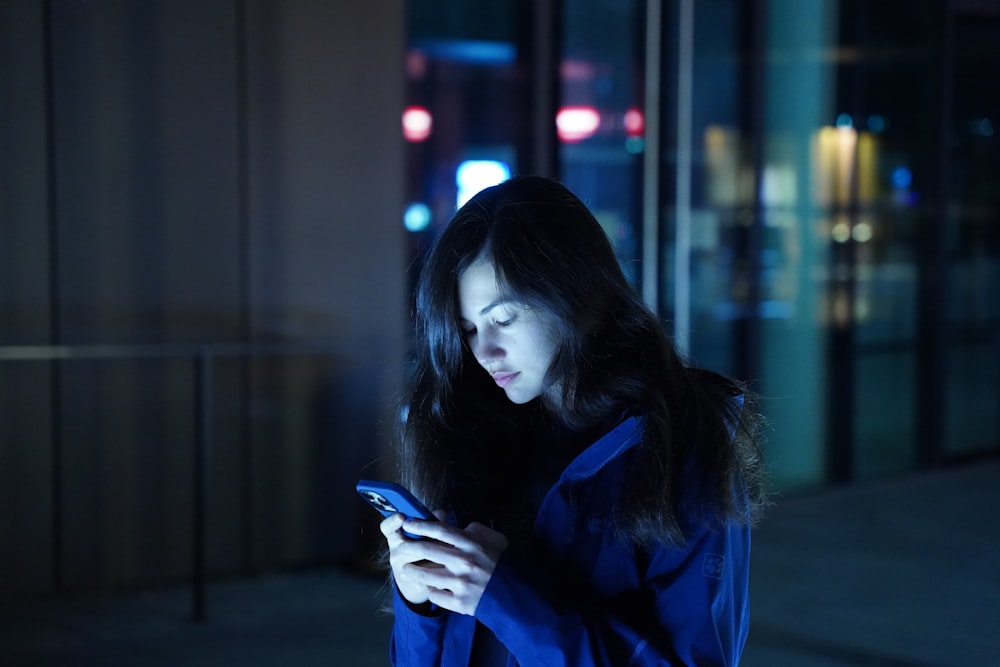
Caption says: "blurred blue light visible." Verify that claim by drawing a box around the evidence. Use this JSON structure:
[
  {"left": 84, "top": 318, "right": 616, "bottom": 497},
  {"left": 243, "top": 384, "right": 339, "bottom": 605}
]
[
  {"left": 412, "top": 39, "right": 516, "bottom": 65},
  {"left": 835, "top": 113, "right": 853, "bottom": 129},
  {"left": 624, "top": 136, "right": 644, "bottom": 154},
  {"left": 891, "top": 166, "right": 912, "bottom": 190},
  {"left": 456, "top": 160, "right": 511, "bottom": 209},
  {"left": 974, "top": 118, "right": 994, "bottom": 137},
  {"left": 404, "top": 202, "right": 432, "bottom": 232},
  {"left": 868, "top": 114, "right": 886, "bottom": 133}
]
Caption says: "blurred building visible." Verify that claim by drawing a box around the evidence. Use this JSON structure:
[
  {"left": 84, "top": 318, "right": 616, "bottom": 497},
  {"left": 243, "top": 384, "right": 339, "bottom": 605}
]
[{"left": 0, "top": 0, "right": 997, "bottom": 600}]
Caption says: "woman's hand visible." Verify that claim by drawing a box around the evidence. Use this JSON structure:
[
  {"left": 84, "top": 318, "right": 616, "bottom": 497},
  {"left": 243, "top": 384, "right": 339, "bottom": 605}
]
[{"left": 380, "top": 512, "right": 509, "bottom": 616}]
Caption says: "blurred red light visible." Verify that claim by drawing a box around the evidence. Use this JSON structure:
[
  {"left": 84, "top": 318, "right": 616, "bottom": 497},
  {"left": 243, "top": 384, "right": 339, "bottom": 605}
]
[
  {"left": 402, "top": 106, "right": 432, "bottom": 142},
  {"left": 624, "top": 107, "right": 644, "bottom": 137},
  {"left": 557, "top": 106, "right": 600, "bottom": 143}
]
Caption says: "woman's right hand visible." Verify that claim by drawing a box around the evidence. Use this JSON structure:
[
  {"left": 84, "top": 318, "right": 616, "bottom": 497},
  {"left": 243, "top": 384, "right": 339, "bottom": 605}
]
[
  {"left": 380, "top": 511, "right": 447, "bottom": 606},
  {"left": 380, "top": 510, "right": 509, "bottom": 615}
]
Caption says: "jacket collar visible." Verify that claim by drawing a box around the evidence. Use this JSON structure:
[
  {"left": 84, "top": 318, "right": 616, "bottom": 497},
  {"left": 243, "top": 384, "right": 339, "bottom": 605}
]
[{"left": 559, "top": 415, "right": 644, "bottom": 482}]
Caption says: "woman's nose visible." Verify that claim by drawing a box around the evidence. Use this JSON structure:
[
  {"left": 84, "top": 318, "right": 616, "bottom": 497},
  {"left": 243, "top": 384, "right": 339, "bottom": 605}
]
[{"left": 473, "top": 331, "right": 504, "bottom": 364}]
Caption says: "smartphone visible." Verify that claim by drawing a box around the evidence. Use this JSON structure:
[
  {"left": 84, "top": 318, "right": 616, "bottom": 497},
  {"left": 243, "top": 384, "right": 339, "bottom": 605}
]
[{"left": 356, "top": 479, "right": 437, "bottom": 539}]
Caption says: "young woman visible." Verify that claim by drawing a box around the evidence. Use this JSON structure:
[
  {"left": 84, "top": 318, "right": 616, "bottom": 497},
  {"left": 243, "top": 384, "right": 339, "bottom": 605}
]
[{"left": 380, "top": 175, "right": 767, "bottom": 666}]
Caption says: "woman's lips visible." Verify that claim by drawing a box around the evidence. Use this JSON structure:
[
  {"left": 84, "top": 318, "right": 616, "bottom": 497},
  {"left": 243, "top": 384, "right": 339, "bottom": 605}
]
[{"left": 491, "top": 371, "right": 519, "bottom": 388}]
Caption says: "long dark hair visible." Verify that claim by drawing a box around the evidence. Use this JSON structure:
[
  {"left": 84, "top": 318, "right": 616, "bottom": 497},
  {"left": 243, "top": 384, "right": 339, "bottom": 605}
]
[{"left": 397, "top": 175, "right": 767, "bottom": 546}]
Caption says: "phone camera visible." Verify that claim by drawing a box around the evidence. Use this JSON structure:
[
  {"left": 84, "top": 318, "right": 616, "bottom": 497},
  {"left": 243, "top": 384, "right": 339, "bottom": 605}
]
[{"left": 364, "top": 491, "right": 397, "bottom": 513}]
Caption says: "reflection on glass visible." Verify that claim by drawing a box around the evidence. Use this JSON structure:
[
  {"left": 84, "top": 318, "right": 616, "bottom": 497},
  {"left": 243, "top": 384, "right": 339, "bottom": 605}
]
[{"left": 560, "top": 0, "right": 644, "bottom": 285}]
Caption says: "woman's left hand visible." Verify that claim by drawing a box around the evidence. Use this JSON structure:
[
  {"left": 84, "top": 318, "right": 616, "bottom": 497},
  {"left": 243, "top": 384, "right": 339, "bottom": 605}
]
[{"left": 396, "top": 519, "right": 509, "bottom": 616}]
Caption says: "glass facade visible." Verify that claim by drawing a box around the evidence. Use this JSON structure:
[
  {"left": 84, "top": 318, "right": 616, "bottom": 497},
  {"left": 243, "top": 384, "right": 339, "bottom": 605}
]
[{"left": 404, "top": 0, "right": 1000, "bottom": 492}]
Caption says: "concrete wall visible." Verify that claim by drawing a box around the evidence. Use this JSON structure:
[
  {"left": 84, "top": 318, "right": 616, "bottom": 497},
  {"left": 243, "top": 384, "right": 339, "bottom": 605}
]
[{"left": 0, "top": 0, "right": 405, "bottom": 595}]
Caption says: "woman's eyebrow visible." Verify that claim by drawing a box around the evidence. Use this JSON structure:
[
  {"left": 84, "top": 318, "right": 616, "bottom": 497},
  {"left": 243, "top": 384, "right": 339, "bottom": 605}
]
[{"left": 478, "top": 298, "right": 516, "bottom": 316}]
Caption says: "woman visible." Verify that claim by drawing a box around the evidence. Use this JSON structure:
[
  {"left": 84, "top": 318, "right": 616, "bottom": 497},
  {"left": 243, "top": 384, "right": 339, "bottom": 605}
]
[{"left": 380, "top": 175, "right": 767, "bottom": 666}]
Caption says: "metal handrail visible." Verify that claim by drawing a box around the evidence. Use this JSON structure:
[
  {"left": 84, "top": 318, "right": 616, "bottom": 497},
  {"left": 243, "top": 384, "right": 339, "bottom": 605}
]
[
  {"left": 0, "top": 340, "right": 344, "bottom": 361},
  {"left": 0, "top": 340, "right": 345, "bottom": 621}
]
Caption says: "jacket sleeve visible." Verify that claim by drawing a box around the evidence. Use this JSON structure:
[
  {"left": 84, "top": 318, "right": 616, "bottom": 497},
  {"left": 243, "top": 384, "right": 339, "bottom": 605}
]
[
  {"left": 389, "top": 585, "right": 447, "bottom": 666},
  {"left": 474, "top": 521, "right": 750, "bottom": 667}
]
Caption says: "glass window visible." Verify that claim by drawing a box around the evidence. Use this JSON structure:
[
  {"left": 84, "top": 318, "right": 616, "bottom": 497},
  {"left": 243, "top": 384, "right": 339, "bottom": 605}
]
[
  {"left": 835, "top": 1, "right": 934, "bottom": 478},
  {"left": 559, "top": 0, "right": 645, "bottom": 285},
  {"left": 404, "top": 2, "right": 523, "bottom": 299},
  {"left": 677, "top": 0, "right": 750, "bottom": 377},
  {"left": 945, "top": 15, "right": 1000, "bottom": 458}
]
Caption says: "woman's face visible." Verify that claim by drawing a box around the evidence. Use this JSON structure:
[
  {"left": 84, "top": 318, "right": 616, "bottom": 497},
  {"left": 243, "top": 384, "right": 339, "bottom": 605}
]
[{"left": 457, "top": 258, "right": 561, "bottom": 404}]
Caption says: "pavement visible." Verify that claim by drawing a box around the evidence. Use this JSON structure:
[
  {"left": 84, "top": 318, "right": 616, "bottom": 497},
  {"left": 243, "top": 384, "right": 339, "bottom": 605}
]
[{"left": 2, "top": 458, "right": 998, "bottom": 666}]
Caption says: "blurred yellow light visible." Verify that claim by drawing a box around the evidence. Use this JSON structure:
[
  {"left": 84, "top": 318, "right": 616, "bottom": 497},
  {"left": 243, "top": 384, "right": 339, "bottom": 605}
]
[
  {"left": 852, "top": 222, "right": 873, "bottom": 243},
  {"left": 832, "top": 221, "right": 851, "bottom": 243}
]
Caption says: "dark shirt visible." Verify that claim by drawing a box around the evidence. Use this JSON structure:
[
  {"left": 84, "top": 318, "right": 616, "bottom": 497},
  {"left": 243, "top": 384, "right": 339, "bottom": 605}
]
[{"left": 468, "top": 411, "right": 609, "bottom": 665}]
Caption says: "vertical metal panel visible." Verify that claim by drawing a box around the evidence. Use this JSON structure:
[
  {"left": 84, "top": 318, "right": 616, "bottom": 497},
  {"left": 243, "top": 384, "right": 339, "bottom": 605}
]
[
  {"left": 526, "top": 0, "right": 561, "bottom": 177},
  {"left": 233, "top": 0, "right": 255, "bottom": 576},
  {"left": 642, "top": 0, "right": 663, "bottom": 314},
  {"left": 42, "top": 0, "right": 65, "bottom": 593},
  {"left": 740, "top": 0, "right": 765, "bottom": 386},
  {"left": 670, "top": 0, "right": 694, "bottom": 354}
]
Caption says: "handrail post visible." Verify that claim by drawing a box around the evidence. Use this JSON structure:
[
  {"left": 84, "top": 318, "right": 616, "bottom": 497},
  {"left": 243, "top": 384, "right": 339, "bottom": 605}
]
[{"left": 192, "top": 349, "right": 212, "bottom": 622}]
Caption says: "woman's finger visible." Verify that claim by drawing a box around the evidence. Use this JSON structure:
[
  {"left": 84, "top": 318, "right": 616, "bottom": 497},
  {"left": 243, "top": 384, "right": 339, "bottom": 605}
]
[
  {"left": 463, "top": 522, "right": 510, "bottom": 560},
  {"left": 401, "top": 517, "right": 476, "bottom": 550},
  {"left": 379, "top": 513, "right": 407, "bottom": 546}
]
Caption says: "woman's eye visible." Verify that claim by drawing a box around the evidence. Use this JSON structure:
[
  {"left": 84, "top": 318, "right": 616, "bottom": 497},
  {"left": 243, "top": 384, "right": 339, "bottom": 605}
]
[{"left": 495, "top": 315, "right": 516, "bottom": 328}]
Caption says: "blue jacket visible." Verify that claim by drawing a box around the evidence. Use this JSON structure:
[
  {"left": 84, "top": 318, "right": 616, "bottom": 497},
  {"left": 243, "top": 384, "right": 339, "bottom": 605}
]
[{"left": 389, "top": 415, "right": 751, "bottom": 666}]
